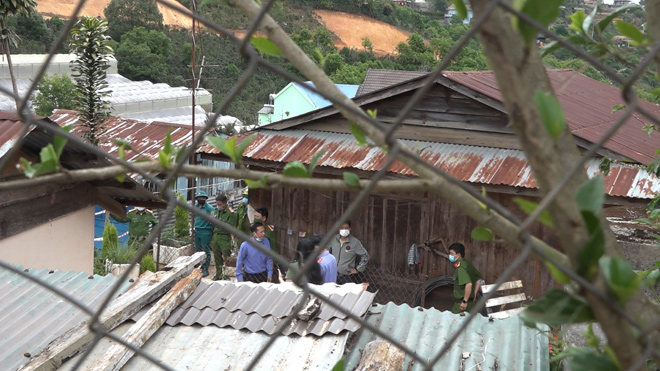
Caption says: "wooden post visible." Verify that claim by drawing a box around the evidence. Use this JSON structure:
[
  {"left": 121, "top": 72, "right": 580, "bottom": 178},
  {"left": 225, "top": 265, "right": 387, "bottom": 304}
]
[
  {"left": 420, "top": 247, "right": 427, "bottom": 308},
  {"left": 87, "top": 269, "right": 202, "bottom": 371},
  {"left": 19, "top": 253, "right": 205, "bottom": 371}
]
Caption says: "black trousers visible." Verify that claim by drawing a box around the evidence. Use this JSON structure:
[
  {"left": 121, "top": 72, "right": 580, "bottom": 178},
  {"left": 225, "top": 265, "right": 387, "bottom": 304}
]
[
  {"left": 243, "top": 271, "right": 268, "bottom": 283},
  {"left": 337, "top": 273, "right": 363, "bottom": 285}
]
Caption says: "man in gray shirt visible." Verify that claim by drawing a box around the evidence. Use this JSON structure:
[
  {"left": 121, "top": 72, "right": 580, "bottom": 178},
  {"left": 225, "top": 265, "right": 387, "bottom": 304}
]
[{"left": 328, "top": 220, "right": 369, "bottom": 284}]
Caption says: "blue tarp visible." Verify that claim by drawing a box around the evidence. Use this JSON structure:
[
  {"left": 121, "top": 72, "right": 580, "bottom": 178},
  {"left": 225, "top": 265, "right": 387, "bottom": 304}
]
[{"left": 93, "top": 205, "right": 130, "bottom": 253}]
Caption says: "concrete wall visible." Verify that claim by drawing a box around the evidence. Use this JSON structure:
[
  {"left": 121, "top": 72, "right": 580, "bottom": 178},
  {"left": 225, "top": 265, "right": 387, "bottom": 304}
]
[
  {"left": 273, "top": 84, "right": 315, "bottom": 123},
  {"left": 0, "top": 206, "right": 95, "bottom": 274}
]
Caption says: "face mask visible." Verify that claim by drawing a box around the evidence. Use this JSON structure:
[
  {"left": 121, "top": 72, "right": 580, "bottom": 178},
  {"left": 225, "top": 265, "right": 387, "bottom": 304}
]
[
  {"left": 197, "top": 199, "right": 206, "bottom": 205},
  {"left": 449, "top": 255, "right": 456, "bottom": 263},
  {"left": 339, "top": 229, "right": 350, "bottom": 237},
  {"left": 242, "top": 197, "right": 248, "bottom": 204},
  {"left": 255, "top": 237, "right": 263, "bottom": 242},
  {"left": 135, "top": 207, "right": 145, "bottom": 212},
  {"left": 217, "top": 204, "right": 226, "bottom": 211}
]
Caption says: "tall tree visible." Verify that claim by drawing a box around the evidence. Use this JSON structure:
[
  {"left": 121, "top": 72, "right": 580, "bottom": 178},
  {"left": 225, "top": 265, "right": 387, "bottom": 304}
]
[
  {"left": 115, "top": 27, "right": 171, "bottom": 82},
  {"left": 0, "top": 0, "right": 37, "bottom": 111},
  {"left": 69, "top": 17, "right": 113, "bottom": 145},
  {"left": 104, "top": 0, "right": 164, "bottom": 42}
]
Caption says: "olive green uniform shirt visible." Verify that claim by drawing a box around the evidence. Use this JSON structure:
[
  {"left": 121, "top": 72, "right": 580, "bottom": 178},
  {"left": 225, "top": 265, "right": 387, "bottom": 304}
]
[
  {"left": 111, "top": 209, "right": 158, "bottom": 239},
  {"left": 453, "top": 258, "right": 482, "bottom": 300}
]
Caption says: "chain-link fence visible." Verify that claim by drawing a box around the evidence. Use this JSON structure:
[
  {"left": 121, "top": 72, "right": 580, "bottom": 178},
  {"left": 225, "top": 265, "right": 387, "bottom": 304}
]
[{"left": 1, "top": 0, "right": 659, "bottom": 369}]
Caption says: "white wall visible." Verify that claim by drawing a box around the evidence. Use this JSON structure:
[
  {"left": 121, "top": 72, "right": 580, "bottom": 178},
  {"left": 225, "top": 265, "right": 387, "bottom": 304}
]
[{"left": 0, "top": 206, "right": 95, "bottom": 274}]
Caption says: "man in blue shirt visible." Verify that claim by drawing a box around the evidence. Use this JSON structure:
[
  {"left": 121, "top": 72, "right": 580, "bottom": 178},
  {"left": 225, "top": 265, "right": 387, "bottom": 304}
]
[
  {"left": 311, "top": 234, "right": 337, "bottom": 284},
  {"left": 193, "top": 190, "right": 215, "bottom": 277},
  {"left": 236, "top": 222, "right": 273, "bottom": 283}
]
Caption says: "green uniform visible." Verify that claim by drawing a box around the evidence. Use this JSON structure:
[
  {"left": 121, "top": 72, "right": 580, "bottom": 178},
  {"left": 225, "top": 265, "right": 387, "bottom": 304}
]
[
  {"left": 111, "top": 209, "right": 158, "bottom": 245},
  {"left": 235, "top": 203, "right": 250, "bottom": 245},
  {"left": 211, "top": 207, "right": 238, "bottom": 279},
  {"left": 194, "top": 202, "right": 215, "bottom": 276},
  {"left": 451, "top": 258, "right": 482, "bottom": 314}
]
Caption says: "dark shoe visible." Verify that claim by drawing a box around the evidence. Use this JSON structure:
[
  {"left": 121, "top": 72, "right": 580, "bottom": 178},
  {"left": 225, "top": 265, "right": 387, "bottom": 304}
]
[
  {"left": 202, "top": 272, "right": 209, "bottom": 277},
  {"left": 212, "top": 275, "right": 220, "bottom": 281}
]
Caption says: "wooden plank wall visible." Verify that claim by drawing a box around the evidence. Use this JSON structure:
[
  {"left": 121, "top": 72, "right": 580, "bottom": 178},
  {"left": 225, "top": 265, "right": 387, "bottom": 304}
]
[{"left": 252, "top": 187, "right": 558, "bottom": 300}]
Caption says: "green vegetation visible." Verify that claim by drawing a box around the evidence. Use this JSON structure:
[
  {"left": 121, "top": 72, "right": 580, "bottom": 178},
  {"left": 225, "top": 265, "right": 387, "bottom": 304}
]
[
  {"left": 33, "top": 73, "right": 77, "bottom": 116},
  {"left": 140, "top": 253, "right": 157, "bottom": 274},
  {"left": 174, "top": 194, "right": 191, "bottom": 239}
]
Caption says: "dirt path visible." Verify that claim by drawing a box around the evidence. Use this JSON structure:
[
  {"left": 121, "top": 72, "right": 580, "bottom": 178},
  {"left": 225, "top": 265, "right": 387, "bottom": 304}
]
[{"left": 314, "top": 10, "right": 409, "bottom": 55}]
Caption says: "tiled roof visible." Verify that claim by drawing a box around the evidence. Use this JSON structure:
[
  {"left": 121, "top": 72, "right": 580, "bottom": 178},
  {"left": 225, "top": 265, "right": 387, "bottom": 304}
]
[
  {"left": 345, "top": 302, "right": 549, "bottom": 371},
  {"left": 0, "top": 267, "right": 133, "bottom": 371},
  {"left": 198, "top": 129, "right": 660, "bottom": 199},
  {"left": 132, "top": 281, "right": 376, "bottom": 336}
]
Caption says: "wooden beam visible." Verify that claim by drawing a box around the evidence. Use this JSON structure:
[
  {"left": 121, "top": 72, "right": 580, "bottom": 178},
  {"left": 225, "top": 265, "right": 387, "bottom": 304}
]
[
  {"left": 91, "top": 185, "right": 127, "bottom": 219},
  {"left": 19, "top": 252, "right": 206, "bottom": 371},
  {"left": 87, "top": 269, "right": 202, "bottom": 371}
]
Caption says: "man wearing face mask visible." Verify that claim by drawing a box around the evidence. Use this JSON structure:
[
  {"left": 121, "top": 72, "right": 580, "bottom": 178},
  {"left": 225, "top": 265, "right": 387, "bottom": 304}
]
[
  {"left": 193, "top": 190, "right": 215, "bottom": 277},
  {"left": 448, "top": 242, "right": 483, "bottom": 314},
  {"left": 236, "top": 222, "right": 273, "bottom": 283},
  {"left": 329, "top": 220, "right": 369, "bottom": 284},
  {"left": 210, "top": 194, "right": 237, "bottom": 280},
  {"left": 110, "top": 206, "right": 159, "bottom": 246}
]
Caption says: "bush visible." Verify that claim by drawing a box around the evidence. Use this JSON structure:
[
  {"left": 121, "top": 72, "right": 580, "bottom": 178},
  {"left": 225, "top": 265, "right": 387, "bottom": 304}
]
[
  {"left": 174, "top": 194, "right": 190, "bottom": 239},
  {"left": 140, "top": 253, "right": 157, "bottom": 274},
  {"left": 101, "top": 223, "right": 119, "bottom": 260}
]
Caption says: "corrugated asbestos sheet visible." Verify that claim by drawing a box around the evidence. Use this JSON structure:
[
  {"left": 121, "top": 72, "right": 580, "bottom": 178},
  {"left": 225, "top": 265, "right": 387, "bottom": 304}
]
[
  {"left": 345, "top": 303, "right": 549, "bottom": 371},
  {"left": 0, "top": 266, "right": 133, "bottom": 371},
  {"left": 49, "top": 110, "right": 206, "bottom": 161},
  {"left": 198, "top": 129, "right": 660, "bottom": 199},
  {"left": 61, "top": 322, "right": 348, "bottom": 371},
  {"left": 132, "top": 281, "right": 376, "bottom": 336}
]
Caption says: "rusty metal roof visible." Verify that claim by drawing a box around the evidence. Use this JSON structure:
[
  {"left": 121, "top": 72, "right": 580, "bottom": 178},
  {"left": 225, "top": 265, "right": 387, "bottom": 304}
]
[
  {"left": 198, "top": 130, "right": 660, "bottom": 199},
  {"left": 356, "top": 69, "right": 426, "bottom": 96},
  {"left": 49, "top": 110, "right": 206, "bottom": 161},
  {"left": 0, "top": 112, "right": 42, "bottom": 158},
  {"left": 132, "top": 281, "right": 376, "bottom": 336},
  {"left": 62, "top": 322, "right": 349, "bottom": 371},
  {"left": 345, "top": 302, "right": 549, "bottom": 371},
  {"left": 0, "top": 266, "right": 132, "bottom": 371}
]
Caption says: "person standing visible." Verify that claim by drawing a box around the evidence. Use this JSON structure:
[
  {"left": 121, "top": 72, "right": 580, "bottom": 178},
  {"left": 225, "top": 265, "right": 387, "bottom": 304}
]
[
  {"left": 235, "top": 189, "right": 251, "bottom": 246},
  {"left": 236, "top": 222, "right": 273, "bottom": 283},
  {"left": 193, "top": 190, "right": 215, "bottom": 277},
  {"left": 254, "top": 207, "right": 281, "bottom": 282},
  {"left": 110, "top": 207, "right": 158, "bottom": 246},
  {"left": 329, "top": 221, "right": 369, "bottom": 284},
  {"left": 285, "top": 239, "right": 324, "bottom": 285},
  {"left": 211, "top": 194, "right": 237, "bottom": 280},
  {"left": 449, "top": 242, "right": 483, "bottom": 314},
  {"left": 311, "top": 234, "right": 337, "bottom": 284}
]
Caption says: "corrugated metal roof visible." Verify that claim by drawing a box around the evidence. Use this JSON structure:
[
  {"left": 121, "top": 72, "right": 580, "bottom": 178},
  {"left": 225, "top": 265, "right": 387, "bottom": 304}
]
[
  {"left": 198, "top": 129, "right": 660, "bottom": 199},
  {"left": 345, "top": 302, "right": 549, "bottom": 371},
  {"left": 0, "top": 113, "right": 38, "bottom": 158},
  {"left": 0, "top": 266, "right": 133, "bottom": 371},
  {"left": 49, "top": 110, "right": 206, "bottom": 161},
  {"left": 356, "top": 69, "right": 660, "bottom": 165},
  {"left": 61, "top": 322, "right": 348, "bottom": 371},
  {"left": 132, "top": 281, "right": 376, "bottom": 336}
]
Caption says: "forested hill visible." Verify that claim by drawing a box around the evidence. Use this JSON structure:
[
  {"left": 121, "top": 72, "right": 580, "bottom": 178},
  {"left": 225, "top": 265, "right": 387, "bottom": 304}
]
[{"left": 9, "top": 0, "right": 655, "bottom": 126}]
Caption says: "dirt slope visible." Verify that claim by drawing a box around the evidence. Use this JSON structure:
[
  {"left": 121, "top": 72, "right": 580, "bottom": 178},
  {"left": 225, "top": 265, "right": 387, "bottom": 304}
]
[
  {"left": 314, "top": 10, "right": 409, "bottom": 55},
  {"left": 36, "top": 0, "right": 192, "bottom": 28}
]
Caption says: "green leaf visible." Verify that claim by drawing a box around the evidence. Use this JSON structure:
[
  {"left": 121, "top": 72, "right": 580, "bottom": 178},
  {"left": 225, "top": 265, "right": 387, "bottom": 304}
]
[
  {"left": 366, "top": 109, "right": 378, "bottom": 119},
  {"left": 244, "top": 176, "right": 269, "bottom": 190},
  {"left": 598, "top": 157, "right": 611, "bottom": 176},
  {"left": 642, "top": 124, "right": 655, "bottom": 138},
  {"left": 577, "top": 211, "right": 604, "bottom": 279},
  {"left": 206, "top": 136, "right": 238, "bottom": 164},
  {"left": 250, "top": 36, "right": 282, "bottom": 57},
  {"left": 163, "top": 130, "right": 173, "bottom": 155},
  {"left": 471, "top": 227, "right": 493, "bottom": 241},
  {"left": 611, "top": 104, "right": 625, "bottom": 113},
  {"left": 512, "top": 197, "right": 555, "bottom": 228},
  {"left": 522, "top": 289, "right": 595, "bottom": 326},
  {"left": 451, "top": 0, "right": 468, "bottom": 20},
  {"left": 544, "top": 261, "right": 571, "bottom": 284},
  {"left": 349, "top": 123, "right": 367, "bottom": 146},
  {"left": 158, "top": 150, "right": 171, "bottom": 170},
  {"left": 517, "top": 0, "right": 564, "bottom": 45},
  {"left": 614, "top": 20, "right": 644, "bottom": 46},
  {"left": 283, "top": 161, "right": 309, "bottom": 178},
  {"left": 582, "top": 3, "right": 598, "bottom": 36},
  {"left": 553, "top": 348, "right": 619, "bottom": 371},
  {"left": 308, "top": 150, "right": 325, "bottom": 176},
  {"left": 535, "top": 90, "right": 567, "bottom": 141},
  {"left": 569, "top": 10, "right": 586, "bottom": 34},
  {"left": 235, "top": 135, "right": 255, "bottom": 166},
  {"left": 343, "top": 172, "right": 360, "bottom": 187},
  {"left": 331, "top": 359, "right": 345, "bottom": 371},
  {"left": 575, "top": 175, "right": 604, "bottom": 214},
  {"left": 599, "top": 256, "right": 642, "bottom": 304},
  {"left": 597, "top": 4, "right": 640, "bottom": 33}
]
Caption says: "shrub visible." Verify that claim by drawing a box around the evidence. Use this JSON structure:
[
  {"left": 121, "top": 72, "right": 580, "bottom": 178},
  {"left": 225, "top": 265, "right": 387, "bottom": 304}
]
[
  {"left": 101, "top": 223, "right": 119, "bottom": 260},
  {"left": 174, "top": 194, "right": 190, "bottom": 239},
  {"left": 140, "top": 253, "right": 157, "bottom": 274}
]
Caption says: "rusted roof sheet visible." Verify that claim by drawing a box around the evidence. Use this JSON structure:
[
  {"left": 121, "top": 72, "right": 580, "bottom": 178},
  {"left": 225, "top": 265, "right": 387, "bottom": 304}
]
[
  {"left": 356, "top": 69, "right": 426, "bottom": 96},
  {"left": 357, "top": 69, "right": 660, "bottom": 165},
  {"left": 345, "top": 303, "right": 549, "bottom": 371},
  {"left": 132, "top": 281, "right": 376, "bottom": 336},
  {"left": 49, "top": 110, "right": 206, "bottom": 161},
  {"left": 0, "top": 266, "right": 132, "bottom": 371},
  {"left": 0, "top": 112, "right": 41, "bottom": 158},
  {"left": 198, "top": 130, "right": 660, "bottom": 199}
]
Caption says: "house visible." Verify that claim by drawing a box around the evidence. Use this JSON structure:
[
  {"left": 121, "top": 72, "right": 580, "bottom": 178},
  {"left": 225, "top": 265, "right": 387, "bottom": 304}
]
[
  {"left": 197, "top": 68, "right": 660, "bottom": 305},
  {"left": 0, "top": 54, "right": 212, "bottom": 126},
  {"left": 0, "top": 113, "right": 164, "bottom": 273},
  {"left": 257, "top": 81, "right": 359, "bottom": 126},
  {"left": 445, "top": 3, "right": 474, "bottom": 24}
]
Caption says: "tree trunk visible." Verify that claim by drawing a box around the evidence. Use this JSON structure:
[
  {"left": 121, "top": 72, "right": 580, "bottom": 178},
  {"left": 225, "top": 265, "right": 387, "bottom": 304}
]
[{"left": 0, "top": 18, "right": 21, "bottom": 112}]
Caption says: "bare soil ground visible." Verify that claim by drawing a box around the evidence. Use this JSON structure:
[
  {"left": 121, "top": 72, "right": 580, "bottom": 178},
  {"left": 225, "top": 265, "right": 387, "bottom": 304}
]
[{"left": 314, "top": 10, "right": 409, "bottom": 56}]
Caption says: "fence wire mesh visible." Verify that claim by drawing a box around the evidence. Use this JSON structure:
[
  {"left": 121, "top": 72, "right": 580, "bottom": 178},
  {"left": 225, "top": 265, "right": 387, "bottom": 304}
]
[{"left": 0, "top": 0, "right": 659, "bottom": 370}]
